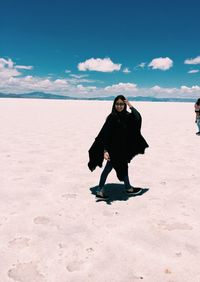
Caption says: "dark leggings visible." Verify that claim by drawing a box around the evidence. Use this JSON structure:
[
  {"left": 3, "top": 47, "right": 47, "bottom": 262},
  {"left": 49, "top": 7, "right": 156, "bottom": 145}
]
[{"left": 99, "top": 161, "right": 131, "bottom": 189}]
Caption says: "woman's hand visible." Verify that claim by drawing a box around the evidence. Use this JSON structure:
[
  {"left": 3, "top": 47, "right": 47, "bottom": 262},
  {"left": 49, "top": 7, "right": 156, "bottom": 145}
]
[
  {"left": 124, "top": 99, "right": 133, "bottom": 109},
  {"left": 104, "top": 151, "right": 110, "bottom": 161}
]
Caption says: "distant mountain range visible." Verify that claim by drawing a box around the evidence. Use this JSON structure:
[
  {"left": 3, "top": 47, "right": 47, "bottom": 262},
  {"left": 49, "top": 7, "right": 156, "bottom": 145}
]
[{"left": 0, "top": 92, "right": 196, "bottom": 102}]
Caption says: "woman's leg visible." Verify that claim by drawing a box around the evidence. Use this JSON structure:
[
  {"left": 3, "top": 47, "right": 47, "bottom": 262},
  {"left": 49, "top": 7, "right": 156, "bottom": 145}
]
[
  {"left": 98, "top": 161, "right": 113, "bottom": 189},
  {"left": 124, "top": 170, "right": 142, "bottom": 195},
  {"left": 124, "top": 174, "right": 131, "bottom": 189},
  {"left": 197, "top": 118, "right": 200, "bottom": 133}
]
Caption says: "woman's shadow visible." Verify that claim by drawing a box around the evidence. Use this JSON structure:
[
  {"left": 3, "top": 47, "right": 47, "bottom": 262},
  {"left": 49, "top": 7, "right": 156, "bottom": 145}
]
[{"left": 90, "top": 183, "right": 149, "bottom": 204}]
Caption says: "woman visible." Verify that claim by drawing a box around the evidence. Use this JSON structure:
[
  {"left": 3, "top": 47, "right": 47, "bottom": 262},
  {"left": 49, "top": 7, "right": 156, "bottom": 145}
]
[
  {"left": 88, "top": 95, "right": 149, "bottom": 199},
  {"left": 194, "top": 98, "right": 200, "bottom": 135}
]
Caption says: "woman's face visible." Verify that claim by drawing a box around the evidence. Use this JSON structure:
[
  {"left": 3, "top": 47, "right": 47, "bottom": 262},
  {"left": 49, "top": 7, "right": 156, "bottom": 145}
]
[{"left": 115, "top": 98, "right": 125, "bottom": 112}]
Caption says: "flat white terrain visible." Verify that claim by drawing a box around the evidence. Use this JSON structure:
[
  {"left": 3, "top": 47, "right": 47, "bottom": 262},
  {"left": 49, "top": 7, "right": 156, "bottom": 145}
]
[{"left": 0, "top": 98, "right": 199, "bottom": 282}]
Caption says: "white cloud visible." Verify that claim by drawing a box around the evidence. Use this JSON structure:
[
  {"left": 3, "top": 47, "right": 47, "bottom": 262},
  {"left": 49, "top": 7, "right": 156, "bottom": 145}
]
[
  {"left": 150, "top": 85, "right": 176, "bottom": 94},
  {"left": 1, "top": 57, "right": 200, "bottom": 99},
  {"left": 0, "top": 58, "right": 14, "bottom": 68},
  {"left": 138, "top": 62, "right": 146, "bottom": 68},
  {"left": 151, "top": 85, "right": 161, "bottom": 91},
  {"left": 0, "top": 67, "right": 21, "bottom": 79},
  {"left": 180, "top": 85, "right": 200, "bottom": 93},
  {"left": 65, "top": 69, "right": 71, "bottom": 73},
  {"left": 139, "top": 62, "right": 146, "bottom": 68},
  {"left": 188, "top": 70, "right": 199, "bottom": 74},
  {"left": 69, "top": 74, "right": 89, "bottom": 78},
  {"left": 0, "top": 61, "right": 71, "bottom": 94},
  {"left": 148, "top": 57, "right": 173, "bottom": 70},
  {"left": 0, "top": 58, "right": 21, "bottom": 78},
  {"left": 122, "top": 67, "right": 131, "bottom": 73},
  {"left": 184, "top": 56, "right": 200, "bottom": 65},
  {"left": 0, "top": 57, "right": 98, "bottom": 95},
  {"left": 133, "top": 62, "right": 146, "bottom": 71},
  {"left": 77, "top": 84, "right": 97, "bottom": 91},
  {"left": 102, "top": 84, "right": 200, "bottom": 99},
  {"left": 15, "top": 65, "right": 33, "bottom": 70},
  {"left": 0, "top": 58, "right": 33, "bottom": 79},
  {"left": 105, "top": 82, "right": 137, "bottom": 92},
  {"left": 54, "top": 79, "right": 68, "bottom": 85},
  {"left": 78, "top": 57, "right": 121, "bottom": 72},
  {"left": 147, "top": 85, "right": 200, "bottom": 98},
  {"left": 68, "top": 77, "right": 96, "bottom": 85}
]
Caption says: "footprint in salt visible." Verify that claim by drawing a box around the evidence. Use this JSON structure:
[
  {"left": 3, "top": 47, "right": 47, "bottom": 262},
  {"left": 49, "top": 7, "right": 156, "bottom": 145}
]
[
  {"left": 86, "top": 247, "right": 94, "bottom": 253},
  {"left": 66, "top": 247, "right": 95, "bottom": 272},
  {"left": 102, "top": 210, "right": 113, "bottom": 217},
  {"left": 164, "top": 268, "right": 172, "bottom": 274},
  {"left": 8, "top": 237, "right": 30, "bottom": 248},
  {"left": 85, "top": 247, "right": 95, "bottom": 259},
  {"left": 158, "top": 221, "right": 193, "bottom": 231},
  {"left": 185, "top": 243, "right": 199, "bottom": 255},
  {"left": 12, "top": 177, "right": 24, "bottom": 181},
  {"left": 62, "top": 193, "right": 77, "bottom": 199},
  {"left": 66, "top": 260, "right": 84, "bottom": 272},
  {"left": 7, "top": 262, "right": 45, "bottom": 282},
  {"left": 0, "top": 216, "right": 8, "bottom": 226},
  {"left": 33, "top": 216, "right": 50, "bottom": 225},
  {"left": 133, "top": 275, "right": 144, "bottom": 280}
]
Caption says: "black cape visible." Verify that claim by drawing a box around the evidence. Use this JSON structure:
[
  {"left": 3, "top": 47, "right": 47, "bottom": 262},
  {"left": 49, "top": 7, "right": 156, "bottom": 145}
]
[{"left": 88, "top": 107, "right": 149, "bottom": 181}]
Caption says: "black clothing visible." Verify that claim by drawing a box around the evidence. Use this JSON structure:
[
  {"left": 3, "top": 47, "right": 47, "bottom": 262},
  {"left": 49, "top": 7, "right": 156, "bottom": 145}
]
[
  {"left": 98, "top": 160, "right": 131, "bottom": 188},
  {"left": 88, "top": 107, "right": 149, "bottom": 181}
]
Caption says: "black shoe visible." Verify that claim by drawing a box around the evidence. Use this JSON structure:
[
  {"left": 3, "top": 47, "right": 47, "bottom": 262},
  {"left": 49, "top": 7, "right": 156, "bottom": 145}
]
[
  {"left": 126, "top": 187, "right": 142, "bottom": 195},
  {"left": 96, "top": 190, "right": 109, "bottom": 200}
]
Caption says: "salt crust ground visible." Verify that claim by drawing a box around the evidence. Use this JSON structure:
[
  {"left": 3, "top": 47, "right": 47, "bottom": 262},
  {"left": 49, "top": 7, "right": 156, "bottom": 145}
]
[{"left": 0, "top": 98, "right": 200, "bottom": 282}]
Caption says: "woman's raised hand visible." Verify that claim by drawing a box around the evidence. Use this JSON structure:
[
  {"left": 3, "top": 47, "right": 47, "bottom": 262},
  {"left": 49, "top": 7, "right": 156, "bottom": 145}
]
[
  {"left": 104, "top": 151, "right": 110, "bottom": 161},
  {"left": 124, "top": 99, "right": 133, "bottom": 109}
]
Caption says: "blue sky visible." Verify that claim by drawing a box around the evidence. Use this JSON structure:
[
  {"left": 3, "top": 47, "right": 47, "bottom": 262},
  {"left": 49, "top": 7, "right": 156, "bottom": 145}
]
[{"left": 1, "top": 0, "right": 200, "bottom": 98}]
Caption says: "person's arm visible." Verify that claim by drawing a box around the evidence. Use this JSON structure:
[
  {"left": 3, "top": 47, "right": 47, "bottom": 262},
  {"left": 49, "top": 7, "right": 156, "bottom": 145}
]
[
  {"left": 124, "top": 99, "right": 142, "bottom": 129},
  {"left": 101, "top": 115, "right": 113, "bottom": 160},
  {"left": 194, "top": 104, "right": 200, "bottom": 122},
  {"left": 195, "top": 108, "right": 198, "bottom": 122},
  {"left": 124, "top": 99, "right": 133, "bottom": 110},
  {"left": 124, "top": 99, "right": 140, "bottom": 115}
]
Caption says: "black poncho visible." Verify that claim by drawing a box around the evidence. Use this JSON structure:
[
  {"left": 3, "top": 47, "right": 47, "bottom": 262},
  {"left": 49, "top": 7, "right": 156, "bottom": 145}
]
[{"left": 88, "top": 107, "right": 149, "bottom": 181}]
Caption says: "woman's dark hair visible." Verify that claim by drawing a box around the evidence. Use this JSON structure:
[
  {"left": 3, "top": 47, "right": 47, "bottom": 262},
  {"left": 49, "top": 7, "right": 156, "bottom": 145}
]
[
  {"left": 196, "top": 98, "right": 200, "bottom": 106},
  {"left": 111, "top": 95, "right": 127, "bottom": 114}
]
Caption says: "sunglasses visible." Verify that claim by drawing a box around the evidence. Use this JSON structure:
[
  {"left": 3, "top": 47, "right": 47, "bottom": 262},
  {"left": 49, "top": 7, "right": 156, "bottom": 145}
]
[{"left": 115, "top": 103, "right": 125, "bottom": 106}]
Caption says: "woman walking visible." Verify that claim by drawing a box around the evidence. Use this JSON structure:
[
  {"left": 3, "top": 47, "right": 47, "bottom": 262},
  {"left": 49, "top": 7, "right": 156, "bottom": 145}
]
[
  {"left": 88, "top": 95, "right": 149, "bottom": 199},
  {"left": 194, "top": 98, "right": 200, "bottom": 135}
]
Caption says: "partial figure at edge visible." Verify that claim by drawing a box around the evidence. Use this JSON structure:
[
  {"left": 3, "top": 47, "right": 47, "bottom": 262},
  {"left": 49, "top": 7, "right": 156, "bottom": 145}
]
[{"left": 195, "top": 98, "right": 200, "bottom": 136}]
